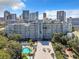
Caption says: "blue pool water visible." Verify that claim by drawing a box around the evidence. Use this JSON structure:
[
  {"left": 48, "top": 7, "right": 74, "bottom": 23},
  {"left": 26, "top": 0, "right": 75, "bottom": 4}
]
[{"left": 22, "top": 47, "right": 32, "bottom": 54}]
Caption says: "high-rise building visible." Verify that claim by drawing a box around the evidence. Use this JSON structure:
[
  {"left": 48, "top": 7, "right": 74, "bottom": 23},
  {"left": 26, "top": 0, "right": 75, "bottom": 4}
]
[
  {"left": 30, "top": 12, "right": 38, "bottom": 21},
  {"left": 36, "top": 12, "right": 38, "bottom": 20},
  {"left": 4, "top": 11, "right": 16, "bottom": 20},
  {"left": 10, "top": 14, "right": 16, "bottom": 19},
  {"left": 67, "top": 17, "right": 79, "bottom": 30},
  {"left": 22, "top": 10, "right": 29, "bottom": 21},
  {"left": 4, "top": 11, "right": 17, "bottom": 25},
  {"left": 57, "top": 11, "right": 66, "bottom": 22},
  {"left": 43, "top": 13, "right": 46, "bottom": 19},
  {"left": 4, "top": 11, "right": 10, "bottom": 20}
]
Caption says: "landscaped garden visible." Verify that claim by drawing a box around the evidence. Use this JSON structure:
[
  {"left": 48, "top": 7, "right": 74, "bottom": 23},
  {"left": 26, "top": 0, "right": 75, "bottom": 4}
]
[
  {"left": 0, "top": 30, "right": 37, "bottom": 59},
  {"left": 0, "top": 33, "right": 22, "bottom": 59},
  {"left": 21, "top": 39, "right": 37, "bottom": 59},
  {"left": 51, "top": 33, "right": 79, "bottom": 59}
]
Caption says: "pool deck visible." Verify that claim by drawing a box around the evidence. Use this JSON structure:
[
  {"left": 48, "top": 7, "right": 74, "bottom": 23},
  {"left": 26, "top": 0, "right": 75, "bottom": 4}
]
[{"left": 34, "top": 41, "right": 56, "bottom": 59}]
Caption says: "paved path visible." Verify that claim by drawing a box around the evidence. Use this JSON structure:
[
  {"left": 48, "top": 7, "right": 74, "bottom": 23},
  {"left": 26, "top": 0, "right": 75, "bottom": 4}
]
[
  {"left": 34, "top": 41, "right": 56, "bottom": 59},
  {"left": 65, "top": 49, "right": 74, "bottom": 59}
]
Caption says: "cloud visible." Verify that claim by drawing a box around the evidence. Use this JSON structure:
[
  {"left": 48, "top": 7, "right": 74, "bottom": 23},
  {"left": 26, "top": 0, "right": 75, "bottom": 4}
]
[
  {"left": 39, "top": 10, "right": 57, "bottom": 19},
  {"left": 0, "top": 8, "right": 4, "bottom": 17},
  {"left": 0, "top": 0, "right": 25, "bottom": 16},
  {"left": 39, "top": 10, "right": 79, "bottom": 19},
  {"left": 0, "top": 0, "right": 25, "bottom": 10},
  {"left": 45, "top": 10, "right": 57, "bottom": 19},
  {"left": 12, "top": 2, "right": 25, "bottom": 10},
  {"left": 66, "top": 10, "right": 79, "bottom": 18},
  {"left": 39, "top": 13, "right": 43, "bottom": 19}
]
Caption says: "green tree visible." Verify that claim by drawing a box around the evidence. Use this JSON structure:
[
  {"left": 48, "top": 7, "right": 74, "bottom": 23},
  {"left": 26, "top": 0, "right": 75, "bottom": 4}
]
[
  {"left": 52, "top": 33, "right": 61, "bottom": 42},
  {"left": 8, "top": 33, "right": 22, "bottom": 41},
  {"left": 8, "top": 40, "right": 21, "bottom": 50},
  {"left": 0, "top": 50, "right": 11, "bottom": 59},
  {"left": 52, "top": 33, "right": 69, "bottom": 45},
  {"left": 61, "top": 36, "right": 69, "bottom": 45},
  {"left": 54, "top": 43, "right": 63, "bottom": 51},
  {"left": 23, "top": 56, "right": 28, "bottom": 59},
  {"left": 0, "top": 35, "right": 8, "bottom": 49},
  {"left": 67, "top": 36, "right": 79, "bottom": 48},
  {"left": 72, "top": 27, "right": 75, "bottom": 32},
  {"left": 0, "top": 35, "right": 21, "bottom": 59},
  {"left": 52, "top": 33, "right": 65, "bottom": 43}
]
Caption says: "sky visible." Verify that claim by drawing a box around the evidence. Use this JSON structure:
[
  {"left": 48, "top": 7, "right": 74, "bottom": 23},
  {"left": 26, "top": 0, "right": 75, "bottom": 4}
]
[{"left": 0, "top": 0, "right": 79, "bottom": 19}]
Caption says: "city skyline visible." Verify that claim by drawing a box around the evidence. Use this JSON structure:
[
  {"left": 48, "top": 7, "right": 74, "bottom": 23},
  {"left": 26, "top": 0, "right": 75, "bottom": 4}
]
[
  {"left": 3, "top": 10, "right": 79, "bottom": 19},
  {"left": 0, "top": 0, "right": 79, "bottom": 19}
]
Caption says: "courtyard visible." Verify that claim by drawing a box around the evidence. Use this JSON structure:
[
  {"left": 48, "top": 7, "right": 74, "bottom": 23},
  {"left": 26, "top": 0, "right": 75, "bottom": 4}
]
[{"left": 34, "top": 41, "right": 56, "bottom": 59}]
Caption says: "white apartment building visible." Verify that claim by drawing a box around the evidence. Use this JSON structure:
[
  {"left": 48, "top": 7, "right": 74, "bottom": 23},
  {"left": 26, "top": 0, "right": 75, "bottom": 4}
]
[
  {"left": 22, "top": 10, "right": 29, "bottom": 22},
  {"left": 5, "top": 19, "right": 71, "bottom": 40},
  {"left": 22, "top": 10, "right": 38, "bottom": 22},
  {"left": 68, "top": 17, "right": 79, "bottom": 30},
  {"left": 30, "top": 12, "right": 38, "bottom": 21},
  {"left": 4, "top": 11, "right": 17, "bottom": 25},
  {"left": 4, "top": 10, "right": 72, "bottom": 40}
]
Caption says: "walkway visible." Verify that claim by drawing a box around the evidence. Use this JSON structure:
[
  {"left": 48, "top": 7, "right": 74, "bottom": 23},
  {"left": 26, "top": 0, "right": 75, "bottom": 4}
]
[
  {"left": 34, "top": 41, "right": 56, "bottom": 59},
  {"left": 65, "top": 49, "right": 74, "bottom": 59}
]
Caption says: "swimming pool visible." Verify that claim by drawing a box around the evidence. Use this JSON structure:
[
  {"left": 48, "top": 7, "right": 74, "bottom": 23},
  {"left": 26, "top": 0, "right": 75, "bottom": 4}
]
[{"left": 22, "top": 47, "right": 32, "bottom": 54}]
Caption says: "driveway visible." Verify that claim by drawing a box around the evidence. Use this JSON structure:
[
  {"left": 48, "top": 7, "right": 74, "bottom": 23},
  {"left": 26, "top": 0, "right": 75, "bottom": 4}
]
[{"left": 34, "top": 41, "right": 56, "bottom": 59}]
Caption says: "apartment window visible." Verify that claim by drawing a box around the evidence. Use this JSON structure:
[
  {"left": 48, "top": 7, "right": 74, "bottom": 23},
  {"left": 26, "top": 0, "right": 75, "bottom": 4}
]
[
  {"left": 43, "top": 26, "right": 47, "bottom": 29},
  {"left": 40, "top": 31, "right": 42, "bottom": 34}
]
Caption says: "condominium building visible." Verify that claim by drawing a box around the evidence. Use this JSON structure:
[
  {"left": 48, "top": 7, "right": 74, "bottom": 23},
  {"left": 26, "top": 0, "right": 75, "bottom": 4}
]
[
  {"left": 43, "top": 13, "right": 47, "bottom": 19},
  {"left": 4, "top": 11, "right": 10, "bottom": 20},
  {"left": 67, "top": 17, "right": 79, "bottom": 30},
  {"left": 4, "top": 10, "right": 72, "bottom": 40},
  {"left": 22, "top": 10, "right": 29, "bottom": 22},
  {"left": 4, "top": 11, "right": 17, "bottom": 25},
  {"left": 5, "top": 19, "right": 71, "bottom": 40},
  {"left": 30, "top": 12, "right": 38, "bottom": 21},
  {"left": 10, "top": 14, "right": 16, "bottom": 20},
  {"left": 4, "top": 11, "right": 16, "bottom": 20},
  {"left": 57, "top": 11, "right": 66, "bottom": 22}
]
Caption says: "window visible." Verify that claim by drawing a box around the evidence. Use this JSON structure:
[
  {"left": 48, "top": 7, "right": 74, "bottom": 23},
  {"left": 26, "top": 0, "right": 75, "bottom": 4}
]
[{"left": 43, "top": 26, "right": 47, "bottom": 29}]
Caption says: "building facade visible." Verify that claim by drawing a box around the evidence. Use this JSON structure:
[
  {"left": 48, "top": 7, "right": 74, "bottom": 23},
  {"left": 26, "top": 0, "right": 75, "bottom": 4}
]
[
  {"left": 67, "top": 17, "right": 79, "bottom": 30},
  {"left": 5, "top": 19, "right": 71, "bottom": 40},
  {"left": 4, "top": 11, "right": 17, "bottom": 25},
  {"left": 4, "top": 10, "right": 72, "bottom": 40},
  {"left": 57, "top": 11, "right": 66, "bottom": 22},
  {"left": 43, "top": 13, "right": 47, "bottom": 19},
  {"left": 22, "top": 10, "right": 29, "bottom": 22},
  {"left": 30, "top": 12, "right": 38, "bottom": 21},
  {"left": 4, "top": 11, "right": 10, "bottom": 20}
]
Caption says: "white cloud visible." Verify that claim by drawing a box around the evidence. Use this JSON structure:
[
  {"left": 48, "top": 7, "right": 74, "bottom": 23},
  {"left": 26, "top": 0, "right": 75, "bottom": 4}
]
[
  {"left": 45, "top": 10, "right": 57, "bottom": 19},
  {"left": 39, "top": 10, "right": 57, "bottom": 19},
  {"left": 12, "top": 2, "right": 25, "bottom": 10},
  {"left": 39, "top": 10, "right": 79, "bottom": 19},
  {"left": 39, "top": 13, "right": 43, "bottom": 19},
  {"left": 66, "top": 10, "right": 79, "bottom": 18},
  {"left": 0, "top": 0, "right": 25, "bottom": 10}
]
